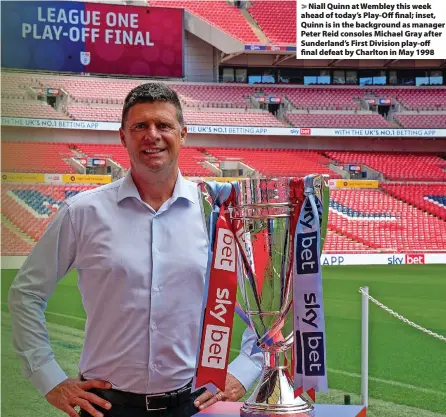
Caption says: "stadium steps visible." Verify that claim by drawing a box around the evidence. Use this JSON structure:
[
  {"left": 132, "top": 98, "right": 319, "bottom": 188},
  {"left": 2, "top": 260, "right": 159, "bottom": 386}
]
[
  {"left": 63, "top": 107, "right": 75, "bottom": 120},
  {"left": 353, "top": 98, "right": 363, "bottom": 109},
  {"left": 322, "top": 152, "right": 385, "bottom": 181},
  {"left": 327, "top": 223, "right": 379, "bottom": 250},
  {"left": 324, "top": 224, "right": 374, "bottom": 253},
  {"left": 69, "top": 146, "right": 88, "bottom": 158},
  {"left": 328, "top": 163, "right": 347, "bottom": 179},
  {"left": 390, "top": 118, "right": 404, "bottom": 128},
  {"left": 282, "top": 112, "right": 295, "bottom": 127},
  {"left": 238, "top": 7, "right": 270, "bottom": 44},
  {"left": 202, "top": 149, "right": 258, "bottom": 175},
  {"left": 71, "top": 144, "right": 126, "bottom": 171},
  {"left": 1, "top": 214, "right": 37, "bottom": 246}
]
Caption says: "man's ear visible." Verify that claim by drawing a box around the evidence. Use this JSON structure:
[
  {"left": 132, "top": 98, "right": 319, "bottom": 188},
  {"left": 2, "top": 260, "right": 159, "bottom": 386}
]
[
  {"left": 180, "top": 126, "right": 187, "bottom": 146},
  {"left": 119, "top": 128, "right": 127, "bottom": 148}
]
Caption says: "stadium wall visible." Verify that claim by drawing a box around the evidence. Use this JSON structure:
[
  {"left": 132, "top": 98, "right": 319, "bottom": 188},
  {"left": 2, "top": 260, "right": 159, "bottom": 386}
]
[
  {"left": 2, "top": 126, "right": 446, "bottom": 152},
  {"left": 184, "top": 32, "right": 217, "bottom": 82}
]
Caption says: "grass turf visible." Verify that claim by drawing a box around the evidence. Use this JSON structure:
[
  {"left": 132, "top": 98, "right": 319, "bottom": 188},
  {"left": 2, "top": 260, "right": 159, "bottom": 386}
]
[{"left": 2, "top": 265, "right": 446, "bottom": 415}]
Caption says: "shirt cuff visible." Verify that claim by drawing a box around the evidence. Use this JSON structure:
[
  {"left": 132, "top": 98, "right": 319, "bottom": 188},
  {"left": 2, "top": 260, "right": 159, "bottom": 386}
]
[
  {"left": 28, "top": 359, "right": 68, "bottom": 397},
  {"left": 228, "top": 353, "right": 263, "bottom": 392}
]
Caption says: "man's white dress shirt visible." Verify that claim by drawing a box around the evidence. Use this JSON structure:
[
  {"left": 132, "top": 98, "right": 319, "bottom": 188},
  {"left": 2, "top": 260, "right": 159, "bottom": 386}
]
[{"left": 8, "top": 171, "right": 263, "bottom": 397}]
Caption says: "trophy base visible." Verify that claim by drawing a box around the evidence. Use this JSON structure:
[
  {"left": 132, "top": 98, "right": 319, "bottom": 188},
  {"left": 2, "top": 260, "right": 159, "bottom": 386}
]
[{"left": 240, "top": 366, "right": 315, "bottom": 417}]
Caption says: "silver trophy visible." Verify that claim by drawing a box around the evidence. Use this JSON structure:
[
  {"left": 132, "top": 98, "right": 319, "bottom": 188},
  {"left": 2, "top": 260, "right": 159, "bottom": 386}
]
[{"left": 197, "top": 176, "right": 329, "bottom": 417}]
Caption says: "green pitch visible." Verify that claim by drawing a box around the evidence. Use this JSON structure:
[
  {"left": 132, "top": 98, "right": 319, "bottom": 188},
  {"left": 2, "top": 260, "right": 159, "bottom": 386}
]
[{"left": 2, "top": 265, "right": 446, "bottom": 416}]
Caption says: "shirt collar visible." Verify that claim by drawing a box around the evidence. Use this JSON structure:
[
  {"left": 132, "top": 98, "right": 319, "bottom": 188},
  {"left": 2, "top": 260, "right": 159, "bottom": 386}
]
[{"left": 117, "top": 169, "right": 195, "bottom": 205}]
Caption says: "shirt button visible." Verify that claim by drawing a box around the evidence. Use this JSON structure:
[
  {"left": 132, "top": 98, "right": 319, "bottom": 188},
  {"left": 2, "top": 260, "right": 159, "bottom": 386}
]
[
  {"left": 151, "top": 323, "right": 157, "bottom": 331},
  {"left": 153, "top": 286, "right": 160, "bottom": 292},
  {"left": 150, "top": 363, "right": 156, "bottom": 370}
]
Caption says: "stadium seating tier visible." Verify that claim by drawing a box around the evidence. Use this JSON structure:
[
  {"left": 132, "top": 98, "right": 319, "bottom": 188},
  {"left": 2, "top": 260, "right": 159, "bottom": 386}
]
[
  {"left": 326, "top": 151, "right": 446, "bottom": 181},
  {"left": 381, "top": 183, "right": 446, "bottom": 221},
  {"left": 1, "top": 224, "right": 35, "bottom": 256},
  {"left": 247, "top": 1, "right": 296, "bottom": 44},
  {"left": 3, "top": 184, "right": 445, "bottom": 255},
  {"left": 329, "top": 189, "right": 446, "bottom": 252},
  {"left": 66, "top": 105, "right": 285, "bottom": 126},
  {"left": 149, "top": 0, "right": 260, "bottom": 43},
  {"left": 2, "top": 101, "right": 70, "bottom": 120},
  {"left": 324, "top": 229, "right": 373, "bottom": 253},
  {"left": 73, "top": 143, "right": 214, "bottom": 177},
  {"left": 2, "top": 142, "right": 77, "bottom": 173},
  {"left": 204, "top": 147, "right": 341, "bottom": 178},
  {"left": 394, "top": 114, "right": 446, "bottom": 129}
]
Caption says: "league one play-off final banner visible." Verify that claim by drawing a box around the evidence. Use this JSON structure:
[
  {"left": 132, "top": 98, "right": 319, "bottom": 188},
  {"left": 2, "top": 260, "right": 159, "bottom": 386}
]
[{"left": 1, "top": 1, "right": 184, "bottom": 77}]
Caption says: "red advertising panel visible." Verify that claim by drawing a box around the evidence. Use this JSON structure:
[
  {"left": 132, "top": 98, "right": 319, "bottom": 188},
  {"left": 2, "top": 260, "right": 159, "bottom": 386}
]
[{"left": 83, "top": 3, "right": 184, "bottom": 77}]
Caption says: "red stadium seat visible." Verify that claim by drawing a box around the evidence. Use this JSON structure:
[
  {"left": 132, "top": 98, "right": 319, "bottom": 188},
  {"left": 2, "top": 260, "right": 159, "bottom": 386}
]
[
  {"left": 204, "top": 148, "right": 341, "bottom": 178},
  {"left": 328, "top": 189, "right": 446, "bottom": 252},
  {"left": 1, "top": 71, "right": 445, "bottom": 256},
  {"left": 2, "top": 142, "right": 78, "bottom": 173},
  {"left": 1, "top": 100, "right": 70, "bottom": 120},
  {"left": 149, "top": 0, "right": 260, "bottom": 43},
  {"left": 72, "top": 143, "right": 214, "bottom": 177},
  {"left": 326, "top": 151, "right": 446, "bottom": 181},
  {"left": 324, "top": 229, "right": 373, "bottom": 254},
  {"left": 381, "top": 183, "right": 446, "bottom": 221},
  {"left": 1, "top": 223, "right": 35, "bottom": 256},
  {"left": 247, "top": 1, "right": 296, "bottom": 44},
  {"left": 394, "top": 114, "right": 446, "bottom": 128}
]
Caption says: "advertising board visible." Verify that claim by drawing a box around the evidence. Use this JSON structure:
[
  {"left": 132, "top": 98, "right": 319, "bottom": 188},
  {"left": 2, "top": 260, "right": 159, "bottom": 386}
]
[
  {"left": 1, "top": 1, "right": 184, "bottom": 77},
  {"left": 321, "top": 253, "right": 445, "bottom": 265}
]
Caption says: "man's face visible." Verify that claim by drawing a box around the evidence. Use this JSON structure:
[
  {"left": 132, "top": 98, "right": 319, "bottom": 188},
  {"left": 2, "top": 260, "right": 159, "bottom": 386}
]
[{"left": 119, "top": 101, "right": 186, "bottom": 175}]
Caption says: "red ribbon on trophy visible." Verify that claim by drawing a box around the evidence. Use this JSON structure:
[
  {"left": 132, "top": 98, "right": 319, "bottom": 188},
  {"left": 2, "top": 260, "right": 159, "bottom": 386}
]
[{"left": 194, "top": 188, "right": 238, "bottom": 392}]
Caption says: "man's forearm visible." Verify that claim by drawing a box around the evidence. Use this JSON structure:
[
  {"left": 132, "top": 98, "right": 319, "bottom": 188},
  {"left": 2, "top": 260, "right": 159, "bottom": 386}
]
[
  {"left": 8, "top": 285, "right": 68, "bottom": 396},
  {"left": 8, "top": 203, "right": 76, "bottom": 396},
  {"left": 228, "top": 327, "right": 263, "bottom": 391}
]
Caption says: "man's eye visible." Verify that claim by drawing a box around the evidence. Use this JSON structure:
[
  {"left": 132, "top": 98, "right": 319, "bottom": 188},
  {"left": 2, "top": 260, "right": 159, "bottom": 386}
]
[
  {"left": 159, "top": 123, "right": 168, "bottom": 129},
  {"left": 134, "top": 123, "right": 146, "bottom": 130}
]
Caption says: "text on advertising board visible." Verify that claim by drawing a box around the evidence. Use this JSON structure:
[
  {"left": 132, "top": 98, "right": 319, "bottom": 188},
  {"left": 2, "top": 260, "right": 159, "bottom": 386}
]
[
  {"left": 2, "top": 118, "right": 446, "bottom": 138},
  {"left": 1, "top": 1, "right": 183, "bottom": 77}
]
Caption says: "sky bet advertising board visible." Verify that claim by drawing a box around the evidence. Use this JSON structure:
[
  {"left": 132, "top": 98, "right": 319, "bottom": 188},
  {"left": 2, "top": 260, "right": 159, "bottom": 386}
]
[{"left": 1, "top": 1, "right": 184, "bottom": 78}]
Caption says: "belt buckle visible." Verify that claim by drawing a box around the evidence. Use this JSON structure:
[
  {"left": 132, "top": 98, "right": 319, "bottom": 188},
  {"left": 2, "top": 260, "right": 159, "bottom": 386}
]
[{"left": 145, "top": 393, "right": 166, "bottom": 411}]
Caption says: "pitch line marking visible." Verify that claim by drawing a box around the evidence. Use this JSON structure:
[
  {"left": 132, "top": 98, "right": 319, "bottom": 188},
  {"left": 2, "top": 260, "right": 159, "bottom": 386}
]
[
  {"left": 327, "top": 368, "right": 445, "bottom": 396},
  {"left": 229, "top": 349, "right": 445, "bottom": 396}
]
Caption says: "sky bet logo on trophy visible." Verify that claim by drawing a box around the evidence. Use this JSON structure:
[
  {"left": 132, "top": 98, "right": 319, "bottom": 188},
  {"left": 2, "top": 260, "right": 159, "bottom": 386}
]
[{"left": 193, "top": 175, "right": 329, "bottom": 416}]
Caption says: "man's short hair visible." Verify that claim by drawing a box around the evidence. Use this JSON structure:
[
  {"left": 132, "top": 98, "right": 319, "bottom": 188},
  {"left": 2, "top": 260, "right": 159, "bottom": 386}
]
[{"left": 121, "top": 82, "right": 184, "bottom": 128}]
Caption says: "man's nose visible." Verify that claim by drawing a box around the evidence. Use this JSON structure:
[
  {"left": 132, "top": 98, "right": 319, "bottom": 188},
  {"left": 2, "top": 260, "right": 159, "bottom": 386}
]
[{"left": 143, "top": 124, "right": 161, "bottom": 141}]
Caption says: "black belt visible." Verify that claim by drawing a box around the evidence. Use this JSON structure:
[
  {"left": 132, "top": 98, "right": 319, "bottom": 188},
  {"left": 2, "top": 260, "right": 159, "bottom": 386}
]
[{"left": 83, "top": 378, "right": 197, "bottom": 411}]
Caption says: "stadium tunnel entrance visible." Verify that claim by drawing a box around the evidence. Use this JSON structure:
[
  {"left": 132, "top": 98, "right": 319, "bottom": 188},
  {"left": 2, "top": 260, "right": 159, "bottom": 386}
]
[{"left": 268, "top": 102, "right": 280, "bottom": 116}]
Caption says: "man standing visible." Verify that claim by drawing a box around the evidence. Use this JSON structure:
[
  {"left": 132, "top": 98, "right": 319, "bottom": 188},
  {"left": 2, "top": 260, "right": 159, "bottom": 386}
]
[{"left": 8, "top": 83, "right": 263, "bottom": 417}]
